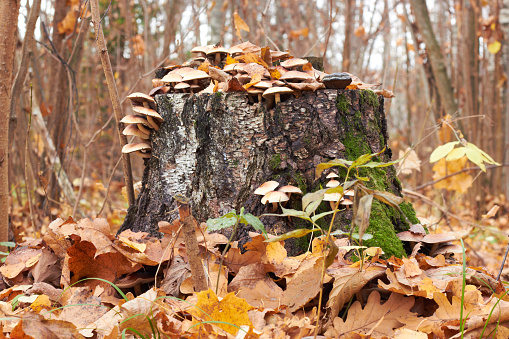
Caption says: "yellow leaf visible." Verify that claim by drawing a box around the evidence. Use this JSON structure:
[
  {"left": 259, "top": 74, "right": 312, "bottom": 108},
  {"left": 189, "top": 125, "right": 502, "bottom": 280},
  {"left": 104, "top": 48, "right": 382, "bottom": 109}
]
[
  {"left": 432, "top": 157, "right": 473, "bottom": 193},
  {"left": 30, "top": 294, "right": 52, "bottom": 313},
  {"left": 488, "top": 40, "right": 501, "bottom": 54},
  {"left": 225, "top": 55, "right": 238, "bottom": 65},
  {"left": 189, "top": 289, "right": 253, "bottom": 335},
  {"left": 233, "top": 12, "right": 250, "bottom": 40}
]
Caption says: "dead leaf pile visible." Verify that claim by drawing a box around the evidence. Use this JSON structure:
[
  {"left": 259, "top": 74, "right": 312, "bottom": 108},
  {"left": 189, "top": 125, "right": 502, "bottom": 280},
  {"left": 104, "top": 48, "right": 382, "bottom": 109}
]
[{"left": 0, "top": 214, "right": 507, "bottom": 338}]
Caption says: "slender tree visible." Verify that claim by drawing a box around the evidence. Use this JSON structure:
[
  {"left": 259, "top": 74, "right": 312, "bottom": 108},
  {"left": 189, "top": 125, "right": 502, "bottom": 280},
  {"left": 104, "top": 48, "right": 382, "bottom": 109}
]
[
  {"left": 408, "top": 0, "right": 458, "bottom": 117},
  {"left": 0, "top": 0, "right": 21, "bottom": 245}
]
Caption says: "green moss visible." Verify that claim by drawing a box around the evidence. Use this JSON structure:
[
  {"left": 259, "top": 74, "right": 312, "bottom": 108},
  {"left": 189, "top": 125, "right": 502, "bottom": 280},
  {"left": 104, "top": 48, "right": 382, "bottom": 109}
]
[
  {"left": 400, "top": 202, "right": 420, "bottom": 225},
  {"left": 336, "top": 93, "right": 350, "bottom": 113},
  {"left": 215, "top": 91, "right": 223, "bottom": 99},
  {"left": 293, "top": 172, "right": 307, "bottom": 195},
  {"left": 270, "top": 153, "right": 282, "bottom": 169},
  {"left": 363, "top": 200, "right": 406, "bottom": 258},
  {"left": 360, "top": 90, "right": 380, "bottom": 108},
  {"left": 342, "top": 133, "right": 371, "bottom": 160}
]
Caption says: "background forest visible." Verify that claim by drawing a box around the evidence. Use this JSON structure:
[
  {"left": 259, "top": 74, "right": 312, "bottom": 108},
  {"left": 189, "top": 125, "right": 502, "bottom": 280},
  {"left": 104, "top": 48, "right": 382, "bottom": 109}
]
[{"left": 1, "top": 0, "right": 508, "bottom": 269}]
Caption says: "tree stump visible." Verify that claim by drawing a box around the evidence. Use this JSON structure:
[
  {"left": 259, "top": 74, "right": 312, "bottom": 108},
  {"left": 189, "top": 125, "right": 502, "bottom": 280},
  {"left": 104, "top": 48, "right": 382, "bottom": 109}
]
[{"left": 119, "top": 89, "right": 418, "bottom": 257}]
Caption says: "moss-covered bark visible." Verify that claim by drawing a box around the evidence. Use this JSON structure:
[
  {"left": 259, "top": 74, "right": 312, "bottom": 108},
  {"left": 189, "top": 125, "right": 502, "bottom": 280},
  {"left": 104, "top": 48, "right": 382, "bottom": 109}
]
[{"left": 120, "top": 89, "right": 416, "bottom": 257}]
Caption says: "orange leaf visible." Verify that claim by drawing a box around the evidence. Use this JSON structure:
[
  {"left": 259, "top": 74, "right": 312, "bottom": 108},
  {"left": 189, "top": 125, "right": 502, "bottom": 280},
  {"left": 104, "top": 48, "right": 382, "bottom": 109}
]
[{"left": 233, "top": 11, "right": 250, "bottom": 40}]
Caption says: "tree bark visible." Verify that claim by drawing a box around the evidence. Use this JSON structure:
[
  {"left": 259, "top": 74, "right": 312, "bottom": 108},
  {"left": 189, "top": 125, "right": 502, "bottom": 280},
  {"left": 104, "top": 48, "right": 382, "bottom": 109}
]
[
  {"left": 120, "top": 90, "right": 417, "bottom": 257},
  {"left": 0, "top": 0, "right": 21, "bottom": 246},
  {"left": 408, "top": 0, "right": 458, "bottom": 117}
]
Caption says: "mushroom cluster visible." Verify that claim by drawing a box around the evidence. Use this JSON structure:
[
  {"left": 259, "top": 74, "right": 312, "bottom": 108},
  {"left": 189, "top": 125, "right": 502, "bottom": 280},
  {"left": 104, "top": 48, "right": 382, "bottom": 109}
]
[
  {"left": 323, "top": 172, "right": 355, "bottom": 209},
  {"left": 121, "top": 93, "right": 162, "bottom": 159},
  {"left": 149, "top": 41, "right": 386, "bottom": 108},
  {"left": 397, "top": 225, "right": 462, "bottom": 257},
  {"left": 254, "top": 181, "right": 302, "bottom": 212}
]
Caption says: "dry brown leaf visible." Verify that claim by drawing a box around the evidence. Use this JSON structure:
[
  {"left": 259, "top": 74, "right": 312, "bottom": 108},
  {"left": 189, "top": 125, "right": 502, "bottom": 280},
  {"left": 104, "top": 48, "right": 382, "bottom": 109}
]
[
  {"left": 0, "top": 247, "right": 42, "bottom": 279},
  {"left": 373, "top": 89, "right": 395, "bottom": 98},
  {"left": 224, "top": 248, "right": 261, "bottom": 274},
  {"left": 236, "top": 280, "right": 283, "bottom": 310},
  {"left": 234, "top": 41, "right": 261, "bottom": 54},
  {"left": 12, "top": 313, "right": 85, "bottom": 339},
  {"left": 324, "top": 291, "right": 415, "bottom": 338},
  {"left": 281, "top": 256, "right": 322, "bottom": 312},
  {"left": 58, "top": 287, "right": 105, "bottom": 328},
  {"left": 397, "top": 148, "right": 422, "bottom": 175},
  {"left": 161, "top": 255, "right": 191, "bottom": 297},
  {"left": 326, "top": 264, "right": 386, "bottom": 320},
  {"left": 233, "top": 12, "right": 250, "bottom": 40}
]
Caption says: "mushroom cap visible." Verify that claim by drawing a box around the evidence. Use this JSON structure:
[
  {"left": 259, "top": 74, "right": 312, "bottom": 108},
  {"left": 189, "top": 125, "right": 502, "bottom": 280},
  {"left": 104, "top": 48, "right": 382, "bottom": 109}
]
[
  {"left": 340, "top": 198, "right": 353, "bottom": 205},
  {"left": 228, "top": 46, "right": 244, "bottom": 55},
  {"left": 278, "top": 185, "right": 303, "bottom": 194},
  {"left": 174, "top": 82, "right": 191, "bottom": 90},
  {"left": 270, "top": 50, "right": 290, "bottom": 61},
  {"left": 127, "top": 92, "right": 156, "bottom": 109},
  {"left": 191, "top": 46, "right": 208, "bottom": 54},
  {"left": 432, "top": 243, "right": 463, "bottom": 255},
  {"left": 152, "top": 79, "right": 165, "bottom": 88},
  {"left": 279, "top": 70, "right": 313, "bottom": 82},
  {"left": 121, "top": 115, "right": 149, "bottom": 125},
  {"left": 247, "top": 88, "right": 264, "bottom": 94},
  {"left": 322, "top": 72, "right": 353, "bottom": 89},
  {"left": 182, "top": 70, "right": 210, "bottom": 82},
  {"left": 326, "top": 172, "right": 339, "bottom": 179},
  {"left": 161, "top": 73, "right": 183, "bottom": 83},
  {"left": 172, "top": 67, "right": 196, "bottom": 76},
  {"left": 261, "top": 191, "right": 289, "bottom": 204},
  {"left": 123, "top": 124, "right": 150, "bottom": 139},
  {"left": 344, "top": 189, "right": 354, "bottom": 197},
  {"left": 206, "top": 46, "right": 229, "bottom": 55},
  {"left": 253, "top": 81, "right": 272, "bottom": 90},
  {"left": 323, "top": 192, "right": 342, "bottom": 202},
  {"left": 262, "top": 86, "right": 294, "bottom": 99},
  {"left": 421, "top": 233, "right": 457, "bottom": 244},
  {"left": 223, "top": 63, "right": 245, "bottom": 73},
  {"left": 122, "top": 142, "right": 152, "bottom": 153},
  {"left": 326, "top": 179, "right": 340, "bottom": 188},
  {"left": 254, "top": 181, "right": 279, "bottom": 195},
  {"left": 397, "top": 231, "right": 425, "bottom": 242},
  {"left": 280, "top": 58, "right": 309, "bottom": 68},
  {"left": 132, "top": 106, "right": 164, "bottom": 122}
]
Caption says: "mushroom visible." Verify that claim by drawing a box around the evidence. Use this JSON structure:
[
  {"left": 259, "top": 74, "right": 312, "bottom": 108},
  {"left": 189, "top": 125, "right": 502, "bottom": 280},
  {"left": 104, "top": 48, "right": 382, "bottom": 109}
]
[
  {"left": 228, "top": 46, "right": 244, "bottom": 57},
  {"left": 174, "top": 82, "right": 191, "bottom": 93},
  {"left": 270, "top": 50, "right": 290, "bottom": 62},
  {"left": 322, "top": 73, "right": 353, "bottom": 90},
  {"left": 253, "top": 81, "right": 272, "bottom": 90},
  {"left": 206, "top": 46, "right": 229, "bottom": 64},
  {"left": 326, "top": 179, "right": 340, "bottom": 188},
  {"left": 397, "top": 230, "right": 425, "bottom": 251},
  {"left": 326, "top": 172, "right": 339, "bottom": 179},
  {"left": 421, "top": 233, "right": 457, "bottom": 255},
  {"left": 122, "top": 142, "right": 152, "bottom": 159},
  {"left": 323, "top": 192, "right": 343, "bottom": 210},
  {"left": 182, "top": 70, "right": 210, "bottom": 87},
  {"left": 120, "top": 115, "right": 152, "bottom": 135},
  {"left": 254, "top": 181, "right": 279, "bottom": 195},
  {"left": 280, "top": 58, "right": 309, "bottom": 69},
  {"left": 279, "top": 70, "right": 314, "bottom": 83},
  {"left": 223, "top": 63, "right": 245, "bottom": 75},
  {"left": 161, "top": 72, "right": 183, "bottom": 89},
  {"left": 431, "top": 243, "right": 463, "bottom": 257},
  {"left": 151, "top": 78, "right": 165, "bottom": 88},
  {"left": 132, "top": 106, "right": 163, "bottom": 131},
  {"left": 277, "top": 185, "right": 303, "bottom": 199},
  {"left": 262, "top": 87, "right": 294, "bottom": 105},
  {"left": 127, "top": 92, "right": 156, "bottom": 110},
  {"left": 247, "top": 88, "right": 264, "bottom": 103},
  {"left": 340, "top": 198, "right": 353, "bottom": 209},
  {"left": 261, "top": 191, "right": 289, "bottom": 212},
  {"left": 344, "top": 189, "right": 354, "bottom": 200},
  {"left": 190, "top": 46, "right": 208, "bottom": 58},
  {"left": 122, "top": 124, "right": 150, "bottom": 140}
]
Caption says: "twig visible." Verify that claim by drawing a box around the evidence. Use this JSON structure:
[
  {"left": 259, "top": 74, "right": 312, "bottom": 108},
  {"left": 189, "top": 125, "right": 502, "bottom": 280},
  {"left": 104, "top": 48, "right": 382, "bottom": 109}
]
[
  {"left": 25, "top": 86, "right": 37, "bottom": 237},
  {"left": 497, "top": 239, "right": 509, "bottom": 281},
  {"left": 322, "top": 0, "right": 333, "bottom": 63},
  {"left": 89, "top": 0, "right": 135, "bottom": 205},
  {"left": 414, "top": 164, "right": 508, "bottom": 190},
  {"left": 72, "top": 148, "right": 87, "bottom": 218},
  {"left": 96, "top": 155, "right": 122, "bottom": 217}
]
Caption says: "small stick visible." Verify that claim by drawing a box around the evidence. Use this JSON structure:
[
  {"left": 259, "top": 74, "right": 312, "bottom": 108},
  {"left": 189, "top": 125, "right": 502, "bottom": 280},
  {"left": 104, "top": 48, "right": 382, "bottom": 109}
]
[
  {"left": 175, "top": 194, "right": 208, "bottom": 292},
  {"left": 497, "top": 237, "right": 509, "bottom": 281}
]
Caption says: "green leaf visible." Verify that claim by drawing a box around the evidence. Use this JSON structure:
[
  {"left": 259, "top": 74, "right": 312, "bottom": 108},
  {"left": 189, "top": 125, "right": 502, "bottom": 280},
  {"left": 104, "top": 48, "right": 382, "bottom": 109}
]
[
  {"left": 351, "top": 153, "right": 373, "bottom": 168},
  {"left": 445, "top": 147, "right": 467, "bottom": 161},
  {"left": 206, "top": 216, "right": 237, "bottom": 231},
  {"left": 359, "top": 160, "right": 399, "bottom": 168},
  {"left": 354, "top": 194, "right": 373, "bottom": 242},
  {"left": 0, "top": 242, "right": 15, "bottom": 248},
  {"left": 429, "top": 141, "right": 459, "bottom": 163},
  {"left": 465, "top": 148, "right": 486, "bottom": 172},
  {"left": 242, "top": 213, "right": 267, "bottom": 237},
  {"left": 311, "top": 210, "right": 336, "bottom": 223},
  {"left": 265, "top": 228, "right": 321, "bottom": 242},
  {"left": 325, "top": 186, "right": 344, "bottom": 195},
  {"left": 315, "top": 159, "right": 352, "bottom": 179},
  {"left": 302, "top": 189, "right": 326, "bottom": 213},
  {"left": 351, "top": 233, "right": 373, "bottom": 240}
]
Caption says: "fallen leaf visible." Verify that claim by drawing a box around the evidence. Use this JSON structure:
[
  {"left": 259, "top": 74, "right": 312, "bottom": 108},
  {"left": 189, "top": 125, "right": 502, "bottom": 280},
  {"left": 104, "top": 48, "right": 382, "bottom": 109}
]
[{"left": 233, "top": 12, "right": 250, "bottom": 40}]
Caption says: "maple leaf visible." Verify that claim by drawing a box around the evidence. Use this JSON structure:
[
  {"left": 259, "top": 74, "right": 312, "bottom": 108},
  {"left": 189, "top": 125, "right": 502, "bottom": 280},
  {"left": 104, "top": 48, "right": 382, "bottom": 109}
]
[{"left": 324, "top": 291, "right": 415, "bottom": 338}]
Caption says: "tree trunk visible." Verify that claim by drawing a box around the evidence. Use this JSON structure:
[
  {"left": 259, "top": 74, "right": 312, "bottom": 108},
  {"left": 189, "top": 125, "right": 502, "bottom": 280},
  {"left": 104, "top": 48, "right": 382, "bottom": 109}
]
[
  {"left": 408, "top": 0, "right": 458, "bottom": 117},
  {"left": 0, "top": 0, "right": 21, "bottom": 246},
  {"left": 120, "top": 90, "right": 418, "bottom": 257}
]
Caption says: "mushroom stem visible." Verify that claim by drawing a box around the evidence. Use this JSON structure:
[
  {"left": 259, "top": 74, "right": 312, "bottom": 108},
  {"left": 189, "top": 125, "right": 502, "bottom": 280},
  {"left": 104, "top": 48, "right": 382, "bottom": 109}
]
[
  {"left": 275, "top": 93, "right": 281, "bottom": 104},
  {"left": 258, "top": 94, "right": 262, "bottom": 102},
  {"left": 215, "top": 53, "right": 221, "bottom": 64},
  {"left": 135, "top": 150, "right": 151, "bottom": 158},
  {"left": 146, "top": 116, "right": 160, "bottom": 131},
  {"left": 270, "top": 202, "right": 278, "bottom": 212},
  {"left": 137, "top": 123, "right": 151, "bottom": 135}
]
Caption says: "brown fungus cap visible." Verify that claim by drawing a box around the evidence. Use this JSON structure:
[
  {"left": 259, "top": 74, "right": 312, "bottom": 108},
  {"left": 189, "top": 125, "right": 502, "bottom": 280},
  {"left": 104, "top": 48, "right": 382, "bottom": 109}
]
[
  {"left": 122, "top": 142, "right": 152, "bottom": 154},
  {"left": 122, "top": 124, "right": 150, "bottom": 140},
  {"left": 280, "top": 58, "right": 309, "bottom": 69},
  {"left": 254, "top": 181, "right": 279, "bottom": 195},
  {"left": 262, "top": 87, "right": 294, "bottom": 104},
  {"left": 279, "top": 70, "right": 313, "bottom": 82}
]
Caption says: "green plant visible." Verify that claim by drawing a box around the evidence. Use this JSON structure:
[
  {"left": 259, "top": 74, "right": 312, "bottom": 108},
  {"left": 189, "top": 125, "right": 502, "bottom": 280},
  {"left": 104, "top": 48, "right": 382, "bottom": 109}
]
[{"left": 0, "top": 242, "right": 16, "bottom": 263}]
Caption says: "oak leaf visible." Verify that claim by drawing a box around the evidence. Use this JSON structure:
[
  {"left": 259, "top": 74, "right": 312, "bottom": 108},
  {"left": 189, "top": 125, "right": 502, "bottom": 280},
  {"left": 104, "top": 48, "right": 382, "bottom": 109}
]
[
  {"left": 233, "top": 12, "right": 250, "bottom": 40},
  {"left": 324, "top": 291, "right": 414, "bottom": 338}
]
